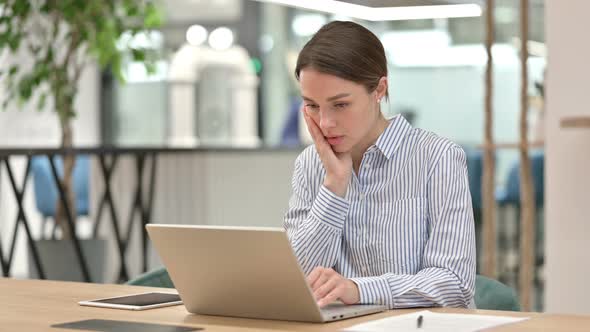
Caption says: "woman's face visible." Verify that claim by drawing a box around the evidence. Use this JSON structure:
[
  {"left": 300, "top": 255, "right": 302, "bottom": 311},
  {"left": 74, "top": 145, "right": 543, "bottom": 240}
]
[{"left": 299, "top": 68, "right": 384, "bottom": 154}]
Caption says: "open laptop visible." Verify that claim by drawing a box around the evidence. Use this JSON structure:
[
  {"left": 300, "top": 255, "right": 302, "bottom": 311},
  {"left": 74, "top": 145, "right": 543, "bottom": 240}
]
[{"left": 146, "top": 224, "right": 387, "bottom": 322}]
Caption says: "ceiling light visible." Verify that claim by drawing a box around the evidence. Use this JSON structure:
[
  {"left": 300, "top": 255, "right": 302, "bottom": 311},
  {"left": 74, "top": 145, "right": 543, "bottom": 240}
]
[
  {"left": 209, "top": 27, "right": 234, "bottom": 50},
  {"left": 292, "top": 14, "right": 328, "bottom": 37},
  {"left": 186, "top": 25, "right": 208, "bottom": 46},
  {"left": 252, "top": 0, "right": 482, "bottom": 21}
]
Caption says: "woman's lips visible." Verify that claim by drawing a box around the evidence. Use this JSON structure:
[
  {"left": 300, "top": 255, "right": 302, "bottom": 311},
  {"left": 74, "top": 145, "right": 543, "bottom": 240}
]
[{"left": 326, "top": 136, "right": 344, "bottom": 145}]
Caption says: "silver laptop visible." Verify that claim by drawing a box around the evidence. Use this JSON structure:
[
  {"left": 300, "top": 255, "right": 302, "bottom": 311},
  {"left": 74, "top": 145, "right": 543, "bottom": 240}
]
[{"left": 146, "top": 224, "right": 387, "bottom": 322}]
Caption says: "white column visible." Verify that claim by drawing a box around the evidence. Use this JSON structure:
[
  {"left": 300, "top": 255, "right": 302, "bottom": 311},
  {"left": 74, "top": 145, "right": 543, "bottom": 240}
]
[
  {"left": 260, "top": 3, "right": 290, "bottom": 145},
  {"left": 545, "top": 0, "right": 590, "bottom": 315}
]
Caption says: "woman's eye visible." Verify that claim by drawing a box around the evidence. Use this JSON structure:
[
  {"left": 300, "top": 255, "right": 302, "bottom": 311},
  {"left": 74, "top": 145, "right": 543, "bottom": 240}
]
[
  {"left": 306, "top": 104, "right": 319, "bottom": 111},
  {"left": 334, "top": 103, "right": 348, "bottom": 109}
]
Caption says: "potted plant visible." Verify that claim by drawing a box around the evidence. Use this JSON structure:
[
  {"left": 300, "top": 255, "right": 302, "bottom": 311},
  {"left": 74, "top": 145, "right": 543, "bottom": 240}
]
[{"left": 0, "top": 0, "right": 162, "bottom": 282}]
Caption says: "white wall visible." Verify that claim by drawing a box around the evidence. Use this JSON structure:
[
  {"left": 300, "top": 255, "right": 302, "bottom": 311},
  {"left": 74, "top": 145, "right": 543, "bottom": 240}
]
[
  {"left": 545, "top": 0, "right": 590, "bottom": 315},
  {"left": 0, "top": 64, "right": 100, "bottom": 147}
]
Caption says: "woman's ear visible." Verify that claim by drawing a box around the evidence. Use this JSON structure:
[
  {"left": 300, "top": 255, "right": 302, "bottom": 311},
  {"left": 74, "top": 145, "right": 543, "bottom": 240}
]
[{"left": 376, "top": 76, "right": 388, "bottom": 102}]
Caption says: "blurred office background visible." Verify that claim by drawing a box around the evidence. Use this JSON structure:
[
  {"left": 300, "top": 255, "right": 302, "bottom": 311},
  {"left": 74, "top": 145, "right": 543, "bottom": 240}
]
[{"left": 1, "top": 0, "right": 589, "bottom": 316}]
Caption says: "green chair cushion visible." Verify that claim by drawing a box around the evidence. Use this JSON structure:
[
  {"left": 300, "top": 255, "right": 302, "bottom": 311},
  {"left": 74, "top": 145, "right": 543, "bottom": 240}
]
[
  {"left": 475, "top": 275, "right": 520, "bottom": 311},
  {"left": 126, "top": 267, "right": 174, "bottom": 289}
]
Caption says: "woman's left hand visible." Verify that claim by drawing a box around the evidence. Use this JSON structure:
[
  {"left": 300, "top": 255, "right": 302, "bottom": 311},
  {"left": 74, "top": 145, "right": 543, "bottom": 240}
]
[{"left": 307, "top": 267, "right": 360, "bottom": 307}]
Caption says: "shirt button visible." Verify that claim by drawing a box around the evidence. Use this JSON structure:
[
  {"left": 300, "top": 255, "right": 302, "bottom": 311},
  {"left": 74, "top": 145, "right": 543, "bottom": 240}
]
[{"left": 364, "top": 163, "right": 371, "bottom": 169}]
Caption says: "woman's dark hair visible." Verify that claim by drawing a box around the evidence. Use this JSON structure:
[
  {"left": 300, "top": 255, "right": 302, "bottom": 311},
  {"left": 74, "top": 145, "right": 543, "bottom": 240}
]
[{"left": 295, "top": 21, "right": 388, "bottom": 98}]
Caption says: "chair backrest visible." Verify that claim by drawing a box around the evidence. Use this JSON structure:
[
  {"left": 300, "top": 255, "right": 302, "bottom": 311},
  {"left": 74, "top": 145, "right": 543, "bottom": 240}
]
[
  {"left": 30, "top": 155, "right": 90, "bottom": 217},
  {"left": 475, "top": 275, "right": 520, "bottom": 311},
  {"left": 464, "top": 148, "right": 483, "bottom": 211},
  {"left": 501, "top": 151, "right": 544, "bottom": 207},
  {"left": 126, "top": 267, "right": 175, "bottom": 288}
]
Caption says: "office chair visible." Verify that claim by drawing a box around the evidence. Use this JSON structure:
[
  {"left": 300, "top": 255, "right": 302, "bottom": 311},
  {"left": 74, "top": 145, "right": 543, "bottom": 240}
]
[
  {"left": 496, "top": 151, "right": 544, "bottom": 208},
  {"left": 464, "top": 148, "right": 485, "bottom": 274},
  {"left": 126, "top": 267, "right": 174, "bottom": 288},
  {"left": 475, "top": 274, "right": 521, "bottom": 311},
  {"left": 31, "top": 155, "right": 90, "bottom": 238}
]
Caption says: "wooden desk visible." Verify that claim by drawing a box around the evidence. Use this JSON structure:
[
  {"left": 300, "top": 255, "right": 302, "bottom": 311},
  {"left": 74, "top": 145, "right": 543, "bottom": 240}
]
[{"left": 2, "top": 278, "right": 590, "bottom": 331}]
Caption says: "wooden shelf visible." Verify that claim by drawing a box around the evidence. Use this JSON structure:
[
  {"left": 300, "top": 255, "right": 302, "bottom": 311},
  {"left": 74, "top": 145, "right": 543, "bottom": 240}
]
[
  {"left": 561, "top": 116, "right": 590, "bottom": 128},
  {"left": 478, "top": 141, "right": 544, "bottom": 149}
]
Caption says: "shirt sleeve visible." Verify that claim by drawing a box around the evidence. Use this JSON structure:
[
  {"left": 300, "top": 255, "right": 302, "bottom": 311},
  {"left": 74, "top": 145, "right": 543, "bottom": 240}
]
[
  {"left": 283, "top": 153, "right": 350, "bottom": 275},
  {"left": 350, "top": 145, "right": 476, "bottom": 308}
]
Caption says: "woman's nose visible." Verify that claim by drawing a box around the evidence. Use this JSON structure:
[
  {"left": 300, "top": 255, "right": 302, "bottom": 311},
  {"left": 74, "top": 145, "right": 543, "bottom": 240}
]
[{"left": 319, "top": 111, "right": 336, "bottom": 130}]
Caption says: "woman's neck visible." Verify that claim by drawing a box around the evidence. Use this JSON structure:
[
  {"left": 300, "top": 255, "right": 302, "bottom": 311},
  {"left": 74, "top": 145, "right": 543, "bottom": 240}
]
[{"left": 351, "top": 115, "right": 389, "bottom": 173}]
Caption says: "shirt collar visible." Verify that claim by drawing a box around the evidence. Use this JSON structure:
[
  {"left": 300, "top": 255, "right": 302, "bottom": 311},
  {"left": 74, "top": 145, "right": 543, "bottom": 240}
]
[{"left": 373, "top": 114, "right": 413, "bottom": 160}]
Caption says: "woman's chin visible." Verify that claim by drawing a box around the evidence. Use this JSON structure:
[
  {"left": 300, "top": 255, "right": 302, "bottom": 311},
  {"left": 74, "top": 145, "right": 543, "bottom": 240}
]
[{"left": 331, "top": 144, "right": 352, "bottom": 154}]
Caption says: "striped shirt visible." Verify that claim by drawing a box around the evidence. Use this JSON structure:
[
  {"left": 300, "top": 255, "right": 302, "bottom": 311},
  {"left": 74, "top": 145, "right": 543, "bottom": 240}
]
[{"left": 284, "top": 115, "right": 476, "bottom": 309}]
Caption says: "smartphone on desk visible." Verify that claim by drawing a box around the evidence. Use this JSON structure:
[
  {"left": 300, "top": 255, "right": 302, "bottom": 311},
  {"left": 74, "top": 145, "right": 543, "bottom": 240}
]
[{"left": 79, "top": 292, "right": 182, "bottom": 310}]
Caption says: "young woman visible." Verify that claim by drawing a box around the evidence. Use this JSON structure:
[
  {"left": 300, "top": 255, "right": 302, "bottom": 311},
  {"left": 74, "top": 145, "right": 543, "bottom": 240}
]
[{"left": 284, "top": 21, "right": 476, "bottom": 309}]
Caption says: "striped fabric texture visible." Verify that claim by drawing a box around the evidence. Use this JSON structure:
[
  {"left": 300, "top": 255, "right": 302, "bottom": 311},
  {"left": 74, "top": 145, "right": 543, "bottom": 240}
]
[{"left": 284, "top": 115, "right": 476, "bottom": 309}]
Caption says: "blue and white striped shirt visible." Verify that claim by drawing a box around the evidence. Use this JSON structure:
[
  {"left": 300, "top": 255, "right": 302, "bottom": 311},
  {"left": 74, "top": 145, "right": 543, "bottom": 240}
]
[{"left": 284, "top": 115, "right": 476, "bottom": 309}]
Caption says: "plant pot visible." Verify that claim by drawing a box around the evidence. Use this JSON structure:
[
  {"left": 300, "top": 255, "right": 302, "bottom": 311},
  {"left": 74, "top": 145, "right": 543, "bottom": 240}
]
[{"left": 28, "top": 238, "right": 108, "bottom": 283}]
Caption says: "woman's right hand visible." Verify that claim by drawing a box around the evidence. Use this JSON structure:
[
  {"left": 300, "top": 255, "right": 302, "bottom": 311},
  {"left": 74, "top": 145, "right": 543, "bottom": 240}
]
[{"left": 302, "top": 108, "right": 352, "bottom": 198}]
